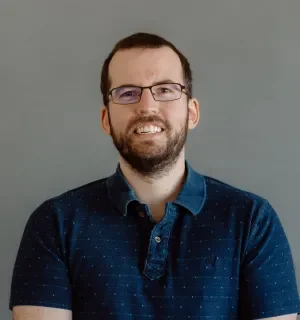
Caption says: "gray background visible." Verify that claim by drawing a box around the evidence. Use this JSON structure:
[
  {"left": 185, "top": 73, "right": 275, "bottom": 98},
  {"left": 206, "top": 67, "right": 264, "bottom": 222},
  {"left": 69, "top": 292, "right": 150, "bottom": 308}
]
[{"left": 1, "top": 0, "right": 299, "bottom": 318}]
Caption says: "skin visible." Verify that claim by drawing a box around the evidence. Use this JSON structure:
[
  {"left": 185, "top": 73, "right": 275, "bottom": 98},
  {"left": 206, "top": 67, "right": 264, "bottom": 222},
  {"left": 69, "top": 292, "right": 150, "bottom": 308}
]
[
  {"left": 101, "top": 46, "right": 200, "bottom": 221},
  {"left": 12, "top": 306, "right": 72, "bottom": 319}
]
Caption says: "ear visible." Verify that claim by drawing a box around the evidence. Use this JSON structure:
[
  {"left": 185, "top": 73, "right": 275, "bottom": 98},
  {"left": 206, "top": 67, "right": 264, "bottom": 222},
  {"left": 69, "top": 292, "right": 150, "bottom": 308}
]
[
  {"left": 187, "top": 98, "right": 200, "bottom": 130},
  {"left": 100, "top": 106, "right": 111, "bottom": 135}
]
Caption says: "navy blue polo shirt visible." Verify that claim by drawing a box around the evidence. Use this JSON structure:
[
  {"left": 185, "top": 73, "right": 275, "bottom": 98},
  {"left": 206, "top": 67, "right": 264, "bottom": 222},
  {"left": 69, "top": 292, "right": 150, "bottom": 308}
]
[{"left": 10, "top": 161, "right": 300, "bottom": 319}]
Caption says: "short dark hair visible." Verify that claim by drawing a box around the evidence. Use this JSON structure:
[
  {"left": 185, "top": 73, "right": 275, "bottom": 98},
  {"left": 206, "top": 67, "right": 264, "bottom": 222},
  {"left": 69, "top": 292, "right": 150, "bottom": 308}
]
[{"left": 100, "top": 32, "right": 193, "bottom": 106}]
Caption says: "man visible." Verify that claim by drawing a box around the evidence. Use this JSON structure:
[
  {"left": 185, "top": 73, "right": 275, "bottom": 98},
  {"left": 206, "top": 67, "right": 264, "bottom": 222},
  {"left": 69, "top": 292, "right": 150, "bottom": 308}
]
[{"left": 10, "top": 32, "right": 300, "bottom": 319}]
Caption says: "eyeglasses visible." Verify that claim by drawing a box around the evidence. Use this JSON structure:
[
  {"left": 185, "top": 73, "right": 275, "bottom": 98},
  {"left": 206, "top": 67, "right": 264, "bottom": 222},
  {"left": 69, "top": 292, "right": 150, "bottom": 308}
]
[{"left": 107, "top": 83, "right": 188, "bottom": 105}]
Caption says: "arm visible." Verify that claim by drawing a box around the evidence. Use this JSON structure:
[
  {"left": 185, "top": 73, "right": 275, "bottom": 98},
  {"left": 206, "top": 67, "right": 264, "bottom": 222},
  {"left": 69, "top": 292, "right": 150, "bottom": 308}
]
[
  {"left": 239, "top": 200, "right": 300, "bottom": 319},
  {"left": 255, "top": 314, "right": 298, "bottom": 320},
  {"left": 12, "top": 306, "right": 72, "bottom": 320},
  {"left": 9, "top": 201, "right": 72, "bottom": 313}
]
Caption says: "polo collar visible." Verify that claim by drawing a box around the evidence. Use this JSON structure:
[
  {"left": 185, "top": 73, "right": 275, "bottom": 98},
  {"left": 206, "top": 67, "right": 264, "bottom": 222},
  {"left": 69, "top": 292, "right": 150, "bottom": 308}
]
[{"left": 106, "top": 161, "right": 206, "bottom": 216}]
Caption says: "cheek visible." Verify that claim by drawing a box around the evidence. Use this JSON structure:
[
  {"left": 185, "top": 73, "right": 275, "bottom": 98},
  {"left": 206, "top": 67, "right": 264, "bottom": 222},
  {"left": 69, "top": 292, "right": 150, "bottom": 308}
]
[
  {"left": 164, "top": 104, "right": 188, "bottom": 126},
  {"left": 109, "top": 109, "right": 131, "bottom": 132}
]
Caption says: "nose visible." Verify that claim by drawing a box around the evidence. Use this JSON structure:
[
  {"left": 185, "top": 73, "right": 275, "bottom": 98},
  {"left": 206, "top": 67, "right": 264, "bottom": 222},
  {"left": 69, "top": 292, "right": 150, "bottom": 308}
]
[{"left": 135, "top": 88, "right": 159, "bottom": 114}]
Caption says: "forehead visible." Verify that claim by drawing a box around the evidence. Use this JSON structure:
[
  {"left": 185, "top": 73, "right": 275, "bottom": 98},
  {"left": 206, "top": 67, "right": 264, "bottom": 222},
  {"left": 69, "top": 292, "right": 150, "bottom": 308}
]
[{"left": 108, "top": 46, "right": 184, "bottom": 88}]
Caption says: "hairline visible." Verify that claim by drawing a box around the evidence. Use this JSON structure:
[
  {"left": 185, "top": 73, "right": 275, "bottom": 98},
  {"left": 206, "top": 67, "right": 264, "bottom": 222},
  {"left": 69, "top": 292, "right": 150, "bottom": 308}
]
[{"left": 106, "top": 46, "right": 187, "bottom": 96}]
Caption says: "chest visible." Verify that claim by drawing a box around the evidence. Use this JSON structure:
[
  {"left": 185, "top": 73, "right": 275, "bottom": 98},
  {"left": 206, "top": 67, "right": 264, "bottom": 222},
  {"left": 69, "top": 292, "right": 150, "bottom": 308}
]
[{"left": 67, "top": 210, "right": 243, "bottom": 319}]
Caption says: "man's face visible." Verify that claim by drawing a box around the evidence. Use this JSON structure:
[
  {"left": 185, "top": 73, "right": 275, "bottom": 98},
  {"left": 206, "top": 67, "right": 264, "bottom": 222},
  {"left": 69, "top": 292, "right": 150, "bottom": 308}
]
[{"left": 101, "top": 46, "right": 199, "bottom": 177}]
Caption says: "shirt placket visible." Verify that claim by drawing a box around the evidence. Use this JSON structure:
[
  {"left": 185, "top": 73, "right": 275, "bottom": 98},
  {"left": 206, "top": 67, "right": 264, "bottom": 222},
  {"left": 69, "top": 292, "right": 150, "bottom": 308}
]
[{"left": 143, "top": 207, "right": 177, "bottom": 281}]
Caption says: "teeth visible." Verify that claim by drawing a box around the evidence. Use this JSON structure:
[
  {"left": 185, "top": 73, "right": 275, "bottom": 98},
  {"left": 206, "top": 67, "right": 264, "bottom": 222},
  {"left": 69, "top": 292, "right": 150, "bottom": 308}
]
[{"left": 136, "top": 125, "right": 162, "bottom": 134}]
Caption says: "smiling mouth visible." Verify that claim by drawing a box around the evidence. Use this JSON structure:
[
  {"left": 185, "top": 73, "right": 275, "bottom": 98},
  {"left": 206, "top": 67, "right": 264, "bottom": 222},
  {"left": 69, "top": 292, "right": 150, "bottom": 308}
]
[{"left": 134, "top": 125, "right": 164, "bottom": 134}]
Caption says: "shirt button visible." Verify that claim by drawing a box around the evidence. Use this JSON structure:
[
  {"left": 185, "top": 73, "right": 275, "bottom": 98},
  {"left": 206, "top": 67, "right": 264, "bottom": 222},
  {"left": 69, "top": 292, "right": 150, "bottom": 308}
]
[
  {"left": 155, "top": 236, "right": 161, "bottom": 243},
  {"left": 138, "top": 212, "right": 145, "bottom": 218}
]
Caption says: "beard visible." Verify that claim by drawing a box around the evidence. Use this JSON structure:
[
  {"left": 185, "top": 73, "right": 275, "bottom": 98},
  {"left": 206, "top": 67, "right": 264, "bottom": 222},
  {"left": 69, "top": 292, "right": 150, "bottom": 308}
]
[{"left": 108, "top": 108, "right": 189, "bottom": 178}]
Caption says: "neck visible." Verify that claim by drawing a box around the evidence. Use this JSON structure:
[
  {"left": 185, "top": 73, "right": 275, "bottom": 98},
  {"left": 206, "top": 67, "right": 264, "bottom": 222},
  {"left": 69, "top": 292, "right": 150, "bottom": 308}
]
[{"left": 119, "top": 152, "right": 186, "bottom": 206}]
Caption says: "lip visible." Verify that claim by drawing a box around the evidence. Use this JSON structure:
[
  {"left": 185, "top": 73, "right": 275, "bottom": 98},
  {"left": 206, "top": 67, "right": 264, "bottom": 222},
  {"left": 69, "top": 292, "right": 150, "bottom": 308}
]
[{"left": 133, "top": 130, "right": 164, "bottom": 139}]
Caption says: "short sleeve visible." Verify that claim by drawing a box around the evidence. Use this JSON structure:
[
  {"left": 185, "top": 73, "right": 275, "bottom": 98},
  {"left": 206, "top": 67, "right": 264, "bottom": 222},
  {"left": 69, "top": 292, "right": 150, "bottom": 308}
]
[
  {"left": 9, "top": 201, "right": 72, "bottom": 311},
  {"left": 239, "top": 200, "right": 300, "bottom": 319}
]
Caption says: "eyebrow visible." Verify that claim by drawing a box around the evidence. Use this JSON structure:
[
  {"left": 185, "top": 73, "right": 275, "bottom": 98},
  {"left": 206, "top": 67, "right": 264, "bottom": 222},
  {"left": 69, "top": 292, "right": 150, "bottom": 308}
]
[{"left": 114, "top": 79, "right": 178, "bottom": 88}]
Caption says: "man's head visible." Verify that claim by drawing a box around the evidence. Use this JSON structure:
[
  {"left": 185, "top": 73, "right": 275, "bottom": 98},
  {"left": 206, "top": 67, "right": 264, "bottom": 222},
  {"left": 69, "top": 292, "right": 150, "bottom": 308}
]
[{"left": 100, "top": 32, "right": 199, "bottom": 178}]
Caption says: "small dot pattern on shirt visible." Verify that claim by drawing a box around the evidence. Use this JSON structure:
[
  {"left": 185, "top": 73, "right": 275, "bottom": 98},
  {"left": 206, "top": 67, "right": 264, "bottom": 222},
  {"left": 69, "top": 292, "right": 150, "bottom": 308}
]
[{"left": 9, "top": 161, "right": 300, "bottom": 319}]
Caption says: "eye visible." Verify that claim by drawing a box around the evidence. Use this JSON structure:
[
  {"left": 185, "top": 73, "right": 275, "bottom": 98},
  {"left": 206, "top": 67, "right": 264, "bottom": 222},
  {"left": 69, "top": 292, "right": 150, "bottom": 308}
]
[
  {"left": 159, "top": 87, "right": 171, "bottom": 93},
  {"left": 120, "top": 90, "right": 139, "bottom": 97},
  {"left": 154, "top": 84, "right": 180, "bottom": 95}
]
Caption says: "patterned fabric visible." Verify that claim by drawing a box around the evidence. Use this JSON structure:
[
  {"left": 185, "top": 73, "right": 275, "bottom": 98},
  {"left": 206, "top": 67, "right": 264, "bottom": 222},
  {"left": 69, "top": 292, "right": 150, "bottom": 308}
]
[{"left": 9, "top": 161, "right": 300, "bottom": 319}]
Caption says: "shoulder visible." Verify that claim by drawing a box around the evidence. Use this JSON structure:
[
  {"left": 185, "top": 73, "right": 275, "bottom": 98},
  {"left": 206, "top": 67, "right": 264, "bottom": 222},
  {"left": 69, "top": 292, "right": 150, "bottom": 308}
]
[
  {"left": 29, "top": 176, "right": 111, "bottom": 224},
  {"left": 203, "top": 174, "right": 266, "bottom": 204},
  {"left": 202, "top": 174, "right": 272, "bottom": 223},
  {"left": 51, "top": 176, "right": 109, "bottom": 204}
]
